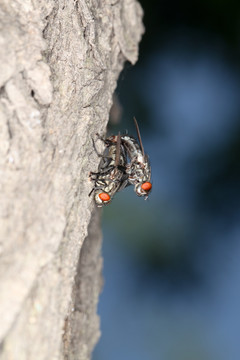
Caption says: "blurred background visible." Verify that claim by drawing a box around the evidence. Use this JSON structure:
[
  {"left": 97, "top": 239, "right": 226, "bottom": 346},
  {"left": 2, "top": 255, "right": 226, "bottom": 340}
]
[{"left": 93, "top": 0, "right": 240, "bottom": 359}]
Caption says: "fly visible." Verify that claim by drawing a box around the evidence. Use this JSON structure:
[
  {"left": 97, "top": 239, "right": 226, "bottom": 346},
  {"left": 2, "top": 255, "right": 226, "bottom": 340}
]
[
  {"left": 89, "top": 133, "right": 128, "bottom": 207},
  {"left": 121, "top": 117, "right": 152, "bottom": 199}
]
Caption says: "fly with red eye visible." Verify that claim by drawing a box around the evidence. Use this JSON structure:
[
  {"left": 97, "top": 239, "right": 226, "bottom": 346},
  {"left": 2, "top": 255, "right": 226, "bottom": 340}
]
[
  {"left": 89, "top": 133, "right": 129, "bottom": 207},
  {"left": 120, "top": 117, "right": 152, "bottom": 199}
]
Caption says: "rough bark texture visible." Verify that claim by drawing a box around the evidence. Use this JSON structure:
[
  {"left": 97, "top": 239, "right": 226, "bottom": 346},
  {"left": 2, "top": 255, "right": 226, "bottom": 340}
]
[{"left": 0, "top": 0, "right": 143, "bottom": 359}]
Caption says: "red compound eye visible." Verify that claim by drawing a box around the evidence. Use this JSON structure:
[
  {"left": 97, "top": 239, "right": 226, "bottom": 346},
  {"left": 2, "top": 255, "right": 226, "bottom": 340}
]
[
  {"left": 141, "top": 182, "right": 152, "bottom": 191},
  {"left": 99, "top": 193, "right": 111, "bottom": 202}
]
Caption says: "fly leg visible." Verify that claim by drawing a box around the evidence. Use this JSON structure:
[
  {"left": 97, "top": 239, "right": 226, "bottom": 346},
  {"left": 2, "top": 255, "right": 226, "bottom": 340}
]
[
  {"left": 92, "top": 138, "right": 105, "bottom": 158},
  {"left": 92, "top": 134, "right": 115, "bottom": 157},
  {"left": 89, "top": 165, "right": 115, "bottom": 179}
]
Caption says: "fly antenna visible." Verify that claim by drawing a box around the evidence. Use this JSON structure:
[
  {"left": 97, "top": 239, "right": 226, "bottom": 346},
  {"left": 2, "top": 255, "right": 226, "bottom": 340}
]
[
  {"left": 115, "top": 132, "right": 121, "bottom": 167},
  {"left": 133, "top": 117, "right": 145, "bottom": 157}
]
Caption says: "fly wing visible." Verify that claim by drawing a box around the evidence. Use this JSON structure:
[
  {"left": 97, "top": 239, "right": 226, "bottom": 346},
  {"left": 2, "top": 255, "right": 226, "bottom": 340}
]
[
  {"left": 133, "top": 117, "right": 145, "bottom": 157},
  {"left": 115, "top": 132, "right": 121, "bottom": 167}
]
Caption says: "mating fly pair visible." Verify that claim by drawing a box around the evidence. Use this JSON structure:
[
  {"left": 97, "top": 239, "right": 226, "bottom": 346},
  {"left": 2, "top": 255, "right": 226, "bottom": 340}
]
[{"left": 89, "top": 118, "right": 152, "bottom": 207}]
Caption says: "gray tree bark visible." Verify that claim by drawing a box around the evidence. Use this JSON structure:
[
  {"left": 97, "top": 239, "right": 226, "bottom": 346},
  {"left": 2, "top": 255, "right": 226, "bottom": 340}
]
[{"left": 0, "top": 0, "right": 143, "bottom": 359}]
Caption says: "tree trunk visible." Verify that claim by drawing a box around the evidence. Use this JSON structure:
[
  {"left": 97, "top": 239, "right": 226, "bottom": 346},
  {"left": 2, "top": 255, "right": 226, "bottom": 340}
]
[{"left": 0, "top": 0, "right": 143, "bottom": 359}]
